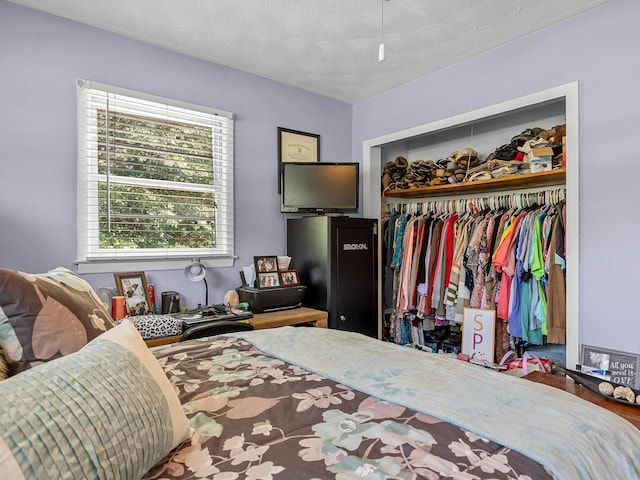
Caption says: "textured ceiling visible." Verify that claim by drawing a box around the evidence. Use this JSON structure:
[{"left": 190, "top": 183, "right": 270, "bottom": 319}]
[{"left": 8, "top": 0, "right": 611, "bottom": 104}]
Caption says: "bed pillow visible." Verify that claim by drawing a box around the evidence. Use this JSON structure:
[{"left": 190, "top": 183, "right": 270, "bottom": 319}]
[
  {"left": 0, "top": 267, "right": 114, "bottom": 375},
  {"left": 0, "top": 319, "right": 191, "bottom": 480}
]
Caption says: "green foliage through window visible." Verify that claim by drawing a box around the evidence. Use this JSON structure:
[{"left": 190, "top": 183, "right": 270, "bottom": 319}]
[
  {"left": 96, "top": 109, "right": 216, "bottom": 249},
  {"left": 77, "top": 80, "right": 234, "bottom": 264}
]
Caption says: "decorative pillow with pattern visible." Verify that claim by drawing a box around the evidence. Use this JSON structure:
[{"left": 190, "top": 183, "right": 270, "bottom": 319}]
[
  {"left": 122, "top": 314, "right": 184, "bottom": 339},
  {"left": 0, "top": 320, "right": 191, "bottom": 479},
  {"left": 0, "top": 267, "right": 114, "bottom": 375}
]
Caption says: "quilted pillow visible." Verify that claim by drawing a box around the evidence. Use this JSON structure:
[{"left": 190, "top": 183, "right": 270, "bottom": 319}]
[
  {"left": 0, "top": 320, "right": 191, "bottom": 479},
  {"left": 0, "top": 267, "right": 114, "bottom": 375}
]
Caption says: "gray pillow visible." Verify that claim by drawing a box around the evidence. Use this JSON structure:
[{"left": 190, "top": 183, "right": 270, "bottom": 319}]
[{"left": 0, "top": 268, "right": 114, "bottom": 375}]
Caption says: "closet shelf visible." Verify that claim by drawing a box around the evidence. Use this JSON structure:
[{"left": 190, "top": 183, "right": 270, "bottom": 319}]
[{"left": 383, "top": 168, "right": 566, "bottom": 198}]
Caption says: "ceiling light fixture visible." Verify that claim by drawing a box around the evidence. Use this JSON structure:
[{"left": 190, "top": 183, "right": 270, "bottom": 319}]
[{"left": 379, "top": 0, "right": 390, "bottom": 62}]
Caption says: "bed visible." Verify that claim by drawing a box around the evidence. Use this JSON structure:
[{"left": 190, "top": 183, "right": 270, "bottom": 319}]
[
  {"left": 1, "top": 268, "right": 640, "bottom": 479},
  {"left": 143, "top": 326, "right": 640, "bottom": 480}
]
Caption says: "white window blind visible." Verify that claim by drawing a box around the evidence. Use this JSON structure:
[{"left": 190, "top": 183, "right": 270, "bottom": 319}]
[{"left": 76, "top": 80, "right": 234, "bottom": 269}]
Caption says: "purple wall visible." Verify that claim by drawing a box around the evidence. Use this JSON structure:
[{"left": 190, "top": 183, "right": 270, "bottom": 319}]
[
  {"left": 0, "top": 1, "right": 351, "bottom": 308},
  {"left": 2, "top": 0, "right": 638, "bottom": 355},
  {"left": 353, "top": 0, "right": 639, "bottom": 354}
]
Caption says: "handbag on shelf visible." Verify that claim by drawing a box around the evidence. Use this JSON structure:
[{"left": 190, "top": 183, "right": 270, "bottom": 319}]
[{"left": 499, "top": 351, "right": 553, "bottom": 377}]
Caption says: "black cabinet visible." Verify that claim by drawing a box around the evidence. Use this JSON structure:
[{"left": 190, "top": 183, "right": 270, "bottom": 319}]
[{"left": 286, "top": 216, "right": 378, "bottom": 337}]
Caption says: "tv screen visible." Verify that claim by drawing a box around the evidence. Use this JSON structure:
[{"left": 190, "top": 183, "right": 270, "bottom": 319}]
[{"left": 281, "top": 162, "right": 359, "bottom": 214}]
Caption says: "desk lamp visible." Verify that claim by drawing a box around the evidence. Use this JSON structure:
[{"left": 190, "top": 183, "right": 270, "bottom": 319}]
[{"left": 185, "top": 259, "right": 208, "bottom": 308}]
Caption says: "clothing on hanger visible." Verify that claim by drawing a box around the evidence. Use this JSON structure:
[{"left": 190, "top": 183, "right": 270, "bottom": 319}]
[{"left": 385, "top": 188, "right": 566, "bottom": 354}]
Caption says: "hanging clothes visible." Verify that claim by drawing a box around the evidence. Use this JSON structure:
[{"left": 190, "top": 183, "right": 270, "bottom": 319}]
[
  {"left": 384, "top": 188, "right": 566, "bottom": 352},
  {"left": 546, "top": 205, "right": 566, "bottom": 344}
]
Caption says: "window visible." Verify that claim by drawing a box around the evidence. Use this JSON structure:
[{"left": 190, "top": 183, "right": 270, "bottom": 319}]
[{"left": 76, "top": 80, "right": 234, "bottom": 273}]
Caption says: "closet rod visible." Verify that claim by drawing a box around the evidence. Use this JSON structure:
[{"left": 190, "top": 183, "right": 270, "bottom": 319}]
[{"left": 388, "top": 187, "right": 565, "bottom": 215}]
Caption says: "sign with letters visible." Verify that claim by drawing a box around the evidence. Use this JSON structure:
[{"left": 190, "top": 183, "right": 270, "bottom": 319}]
[
  {"left": 581, "top": 344, "right": 640, "bottom": 388},
  {"left": 462, "top": 308, "right": 496, "bottom": 363}
]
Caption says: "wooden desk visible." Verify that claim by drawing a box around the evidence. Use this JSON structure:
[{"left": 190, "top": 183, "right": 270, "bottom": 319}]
[
  {"left": 144, "top": 334, "right": 181, "bottom": 347},
  {"left": 524, "top": 371, "right": 640, "bottom": 429},
  {"left": 249, "top": 307, "right": 328, "bottom": 330},
  {"left": 145, "top": 307, "right": 327, "bottom": 347}
]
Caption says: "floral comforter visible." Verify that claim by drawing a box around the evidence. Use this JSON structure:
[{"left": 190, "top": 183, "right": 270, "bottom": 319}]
[{"left": 146, "top": 334, "right": 552, "bottom": 479}]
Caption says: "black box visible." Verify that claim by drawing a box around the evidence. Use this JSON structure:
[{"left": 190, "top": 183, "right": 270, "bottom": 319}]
[
  {"left": 286, "top": 216, "right": 378, "bottom": 337},
  {"left": 237, "top": 285, "right": 306, "bottom": 314}
]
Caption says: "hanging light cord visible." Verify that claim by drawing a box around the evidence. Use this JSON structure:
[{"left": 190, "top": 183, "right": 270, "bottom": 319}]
[
  {"left": 381, "top": 0, "right": 384, "bottom": 43},
  {"left": 379, "top": 0, "right": 389, "bottom": 62}
]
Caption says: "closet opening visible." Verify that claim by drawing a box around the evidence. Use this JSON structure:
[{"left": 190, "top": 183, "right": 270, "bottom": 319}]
[{"left": 362, "top": 82, "right": 579, "bottom": 369}]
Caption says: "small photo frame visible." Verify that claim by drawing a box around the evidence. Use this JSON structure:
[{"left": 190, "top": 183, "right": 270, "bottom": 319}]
[
  {"left": 257, "top": 271, "right": 281, "bottom": 289},
  {"left": 279, "top": 269, "right": 300, "bottom": 287},
  {"left": 254, "top": 255, "right": 279, "bottom": 274},
  {"left": 114, "top": 271, "right": 151, "bottom": 316}
]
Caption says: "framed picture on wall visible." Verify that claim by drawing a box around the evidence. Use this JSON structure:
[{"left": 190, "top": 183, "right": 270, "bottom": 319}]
[
  {"left": 114, "top": 271, "right": 151, "bottom": 315},
  {"left": 277, "top": 127, "right": 319, "bottom": 192}
]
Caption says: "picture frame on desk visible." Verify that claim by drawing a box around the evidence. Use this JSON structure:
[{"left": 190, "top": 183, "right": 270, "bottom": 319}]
[
  {"left": 254, "top": 255, "right": 279, "bottom": 274},
  {"left": 257, "top": 271, "right": 281, "bottom": 289},
  {"left": 279, "top": 269, "right": 300, "bottom": 287},
  {"left": 114, "top": 271, "right": 151, "bottom": 315}
]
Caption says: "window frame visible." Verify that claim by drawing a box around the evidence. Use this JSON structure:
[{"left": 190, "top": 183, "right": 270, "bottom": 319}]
[{"left": 75, "top": 79, "right": 235, "bottom": 274}]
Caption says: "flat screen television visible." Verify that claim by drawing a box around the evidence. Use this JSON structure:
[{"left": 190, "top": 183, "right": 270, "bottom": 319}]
[{"left": 281, "top": 162, "right": 359, "bottom": 214}]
